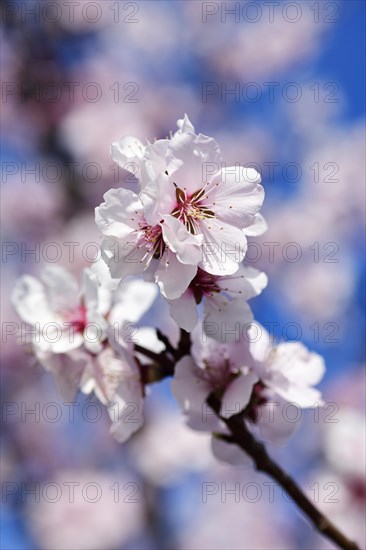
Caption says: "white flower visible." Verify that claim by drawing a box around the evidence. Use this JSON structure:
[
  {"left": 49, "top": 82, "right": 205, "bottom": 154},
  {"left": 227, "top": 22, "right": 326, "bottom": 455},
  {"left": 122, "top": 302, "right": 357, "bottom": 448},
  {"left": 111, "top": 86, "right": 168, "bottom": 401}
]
[
  {"left": 12, "top": 260, "right": 157, "bottom": 355},
  {"left": 11, "top": 263, "right": 107, "bottom": 355},
  {"left": 11, "top": 260, "right": 158, "bottom": 443},
  {"left": 96, "top": 187, "right": 202, "bottom": 299},
  {"left": 171, "top": 324, "right": 258, "bottom": 431},
  {"left": 105, "top": 115, "right": 265, "bottom": 286},
  {"left": 139, "top": 115, "right": 265, "bottom": 276},
  {"left": 171, "top": 325, "right": 257, "bottom": 466},
  {"left": 167, "top": 265, "right": 268, "bottom": 333},
  {"left": 172, "top": 322, "right": 325, "bottom": 465},
  {"left": 80, "top": 337, "right": 144, "bottom": 443},
  {"left": 249, "top": 324, "right": 325, "bottom": 408}
]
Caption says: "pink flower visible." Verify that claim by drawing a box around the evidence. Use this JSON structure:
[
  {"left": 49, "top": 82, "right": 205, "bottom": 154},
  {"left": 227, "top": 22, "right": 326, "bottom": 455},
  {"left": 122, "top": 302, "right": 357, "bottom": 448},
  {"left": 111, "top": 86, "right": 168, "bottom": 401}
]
[
  {"left": 105, "top": 115, "right": 266, "bottom": 289},
  {"left": 11, "top": 260, "right": 158, "bottom": 442},
  {"left": 11, "top": 259, "right": 157, "bottom": 355},
  {"left": 95, "top": 187, "right": 202, "bottom": 299},
  {"left": 171, "top": 324, "right": 257, "bottom": 441},
  {"left": 139, "top": 115, "right": 265, "bottom": 275},
  {"left": 172, "top": 322, "right": 325, "bottom": 465},
  {"left": 167, "top": 265, "right": 268, "bottom": 332},
  {"left": 249, "top": 323, "right": 325, "bottom": 408}
]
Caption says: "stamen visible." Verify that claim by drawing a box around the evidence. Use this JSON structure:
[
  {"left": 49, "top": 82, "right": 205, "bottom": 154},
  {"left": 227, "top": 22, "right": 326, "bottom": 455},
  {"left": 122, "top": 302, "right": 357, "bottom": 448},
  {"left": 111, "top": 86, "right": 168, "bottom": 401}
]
[{"left": 170, "top": 186, "right": 216, "bottom": 234}]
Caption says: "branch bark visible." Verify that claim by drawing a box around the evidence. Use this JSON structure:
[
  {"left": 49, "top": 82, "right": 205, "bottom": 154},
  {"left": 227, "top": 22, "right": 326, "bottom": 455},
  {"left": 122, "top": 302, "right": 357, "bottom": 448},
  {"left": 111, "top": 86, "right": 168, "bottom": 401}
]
[
  {"left": 134, "top": 334, "right": 360, "bottom": 550},
  {"left": 206, "top": 393, "right": 359, "bottom": 550}
]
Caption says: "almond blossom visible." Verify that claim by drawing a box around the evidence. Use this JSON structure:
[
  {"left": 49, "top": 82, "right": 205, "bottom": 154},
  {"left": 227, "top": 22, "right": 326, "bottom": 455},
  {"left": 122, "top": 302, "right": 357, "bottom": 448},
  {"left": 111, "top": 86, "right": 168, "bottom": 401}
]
[
  {"left": 11, "top": 260, "right": 157, "bottom": 356},
  {"left": 171, "top": 324, "right": 258, "bottom": 449},
  {"left": 11, "top": 260, "right": 158, "bottom": 442},
  {"left": 11, "top": 263, "right": 109, "bottom": 355},
  {"left": 166, "top": 265, "right": 268, "bottom": 333},
  {"left": 95, "top": 187, "right": 202, "bottom": 300},
  {"left": 171, "top": 323, "right": 325, "bottom": 465},
  {"left": 139, "top": 115, "right": 266, "bottom": 276},
  {"left": 249, "top": 323, "right": 326, "bottom": 408},
  {"left": 104, "top": 115, "right": 266, "bottom": 293}
]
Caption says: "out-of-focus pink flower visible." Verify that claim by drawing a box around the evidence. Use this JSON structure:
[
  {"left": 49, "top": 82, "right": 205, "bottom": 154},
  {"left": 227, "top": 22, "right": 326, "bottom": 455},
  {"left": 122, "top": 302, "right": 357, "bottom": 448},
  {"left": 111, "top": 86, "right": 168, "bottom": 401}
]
[
  {"left": 130, "top": 407, "right": 214, "bottom": 487},
  {"left": 25, "top": 469, "right": 143, "bottom": 550},
  {"left": 1, "top": 176, "right": 64, "bottom": 239},
  {"left": 250, "top": 324, "right": 325, "bottom": 408}
]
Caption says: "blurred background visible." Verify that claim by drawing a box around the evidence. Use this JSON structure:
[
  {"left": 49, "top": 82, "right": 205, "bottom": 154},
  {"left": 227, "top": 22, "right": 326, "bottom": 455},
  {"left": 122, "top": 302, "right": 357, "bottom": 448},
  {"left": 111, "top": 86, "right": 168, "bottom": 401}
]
[{"left": 1, "top": 1, "right": 365, "bottom": 548}]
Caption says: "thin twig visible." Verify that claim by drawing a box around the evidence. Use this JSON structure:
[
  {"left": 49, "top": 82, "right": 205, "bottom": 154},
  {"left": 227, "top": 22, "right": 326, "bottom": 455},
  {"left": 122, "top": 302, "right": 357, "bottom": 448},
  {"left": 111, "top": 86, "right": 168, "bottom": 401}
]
[
  {"left": 134, "top": 337, "right": 359, "bottom": 550},
  {"left": 156, "top": 329, "right": 176, "bottom": 357},
  {"left": 207, "top": 393, "right": 360, "bottom": 550}
]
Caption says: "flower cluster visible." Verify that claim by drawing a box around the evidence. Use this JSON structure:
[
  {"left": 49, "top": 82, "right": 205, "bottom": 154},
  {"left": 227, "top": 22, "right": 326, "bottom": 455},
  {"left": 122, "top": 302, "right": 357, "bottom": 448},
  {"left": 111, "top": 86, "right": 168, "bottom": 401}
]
[
  {"left": 172, "top": 322, "right": 325, "bottom": 465},
  {"left": 96, "top": 115, "right": 267, "bottom": 327},
  {"left": 12, "top": 259, "right": 158, "bottom": 442},
  {"left": 12, "top": 115, "right": 325, "bottom": 463}
]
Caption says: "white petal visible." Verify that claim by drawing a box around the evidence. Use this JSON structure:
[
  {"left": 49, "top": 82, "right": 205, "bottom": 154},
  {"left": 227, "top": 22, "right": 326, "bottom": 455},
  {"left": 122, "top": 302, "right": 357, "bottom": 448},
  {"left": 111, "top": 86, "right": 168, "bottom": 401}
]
[
  {"left": 221, "top": 371, "right": 258, "bottom": 418},
  {"left": 95, "top": 188, "right": 142, "bottom": 238},
  {"left": 217, "top": 265, "right": 268, "bottom": 300},
  {"left": 11, "top": 275, "right": 55, "bottom": 325},
  {"left": 110, "top": 279, "right": 158, "bottom": 324},
  {"left": 204, "top": 296, "right": 253, "bottom": 343},
  {"left": 273, "top": 385, "right": 324, "bottom": 409},
  {"left": 41, "top": 265, "right": 79, "bottom": 312},
  {"left": 34, "top": 347, "right": 88, "bottom": 401},
  {"left": 175, "top": 114, "right": 195, "bottom": 135},
  {"left": 168, "top": 132, "right": 221, "bottom": 194},
  {"left": 108, "top": 380, "right": 144, "bottom": 443},
  {"left": 110, "top": 136, "right": 147, "bottom": 185},
  {"left": 48, "top": 329, "right": 84, "bottom": 354},
  {"left": 211, "top": 434, "right": 252, "bottom": 466},
  {"left": 110, "top": 136, "right": 145, "bottom": 165},
  {"left": 100, "top": 235, "right": 146, "bottom": 280},
  {"left": 139, "top": 139, "right": 175, "bottom": 188},
  {"left": 155, "top": 251, "right": 197, "bottom": 300},
  {"left": 139, "top": 173, "right": 176, "bottom": 226},
  {"left": 190, "top": 322, "right": 226, "bottom": 366},
  {"left": 171, "top": 356, "right": 219, "bottom": 431},
  {"left": 83, "top": 266, "right": 112, "bottom": 320},
  {"left": 81, "top": 345, "right": 140, "bottom": 406},
  {"left": 88, "top": 256, "right": 120, "bottom": 291},
  {"left": 168, "top": 291, "right": 198, "bottom": 332},
  {"left": 257, "top": 397, "right": 301, "bottom": 446},
  {"left": 200, "top": 218, "right": 247, "bottom": 275},
  {"left": 244, "top": 213, "right": 268, "bottom": 236},
  {"left": 206, "top": 166, "right": 264, "bottom": 229},
  {"left": 241, "top": 266, "right": 268, "bottom": 298},
  {"left": 161, "top": 215, "right": 203, "bottom": 265},
  {"left": 171, "top": 356, "right": 209, "bottom": 409},
  {"left": 249, "top": 323, "right": 272, "bottom": 363},
  {"left": 273, "top": 343, "right": 326, "bottom": 387}
]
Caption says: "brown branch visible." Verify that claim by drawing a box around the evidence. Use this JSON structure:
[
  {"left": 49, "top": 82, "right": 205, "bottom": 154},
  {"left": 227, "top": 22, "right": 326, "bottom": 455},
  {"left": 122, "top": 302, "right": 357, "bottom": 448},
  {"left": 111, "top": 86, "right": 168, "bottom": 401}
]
[
  {"left": 134, "top": 329, "right": 190, "bottom": 383},
  {"left": 207, "top": 393, "right": 360, "bottom": 550},
  {"left": 134, "top": 335, "right": 359, "bottom": 550}
]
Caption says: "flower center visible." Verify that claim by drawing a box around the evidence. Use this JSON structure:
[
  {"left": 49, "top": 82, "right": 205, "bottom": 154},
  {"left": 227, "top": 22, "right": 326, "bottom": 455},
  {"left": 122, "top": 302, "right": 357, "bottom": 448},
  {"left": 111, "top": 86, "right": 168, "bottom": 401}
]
[
  {"left": 62, "top": 305, "right": 87, "bottom": 333},
  {"left": 171, "top": 187, "right": 215, "bottom": 234},
  {"left": 199, "top": 356, "right": 237, "bottom": 392},
  {"left": 190, "top": 268, "right": 220, "bottom": 304},
  {"left": 139, "top": 221, "right": 165, "bottom": 260}
]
